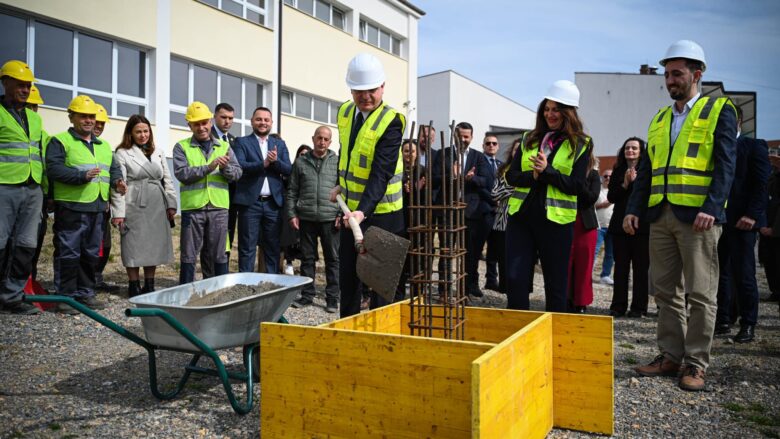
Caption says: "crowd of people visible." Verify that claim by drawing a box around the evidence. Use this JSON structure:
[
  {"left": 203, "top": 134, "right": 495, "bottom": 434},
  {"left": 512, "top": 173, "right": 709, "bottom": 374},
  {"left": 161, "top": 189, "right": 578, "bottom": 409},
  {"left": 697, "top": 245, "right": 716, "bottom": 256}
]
[{"left": 1, "top": 40, "right": 778, "bottom": 392}]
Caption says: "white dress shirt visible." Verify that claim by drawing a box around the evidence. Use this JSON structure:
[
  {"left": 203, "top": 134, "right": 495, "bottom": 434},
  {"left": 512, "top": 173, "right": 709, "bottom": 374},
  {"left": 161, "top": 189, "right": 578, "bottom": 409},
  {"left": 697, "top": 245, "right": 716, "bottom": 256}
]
[
  {"left": 255, "top": 133, "right": 272, "bottom": 196},
  {"left": 671, "top": 92, "right": 700, "bottom": 145}
]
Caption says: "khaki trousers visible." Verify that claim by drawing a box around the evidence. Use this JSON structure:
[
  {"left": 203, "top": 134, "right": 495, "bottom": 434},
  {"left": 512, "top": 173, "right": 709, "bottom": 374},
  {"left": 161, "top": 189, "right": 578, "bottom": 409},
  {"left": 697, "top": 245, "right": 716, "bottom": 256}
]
[{"left": 650, "top": 205, "right": 721, "bottom": 369}]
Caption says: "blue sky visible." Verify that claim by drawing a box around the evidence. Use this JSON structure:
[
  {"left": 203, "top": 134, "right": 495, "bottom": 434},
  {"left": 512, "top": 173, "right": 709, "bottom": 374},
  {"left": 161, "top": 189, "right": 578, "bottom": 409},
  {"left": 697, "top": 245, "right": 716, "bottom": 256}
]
[{"left": 414, "top": 0, "right": 780, "bottom": 139}]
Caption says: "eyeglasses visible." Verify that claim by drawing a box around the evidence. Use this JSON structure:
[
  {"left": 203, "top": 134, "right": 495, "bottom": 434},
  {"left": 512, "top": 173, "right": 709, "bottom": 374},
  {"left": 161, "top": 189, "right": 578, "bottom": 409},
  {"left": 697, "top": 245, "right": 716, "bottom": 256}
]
[{"left": 484, "top": 141, "right": 498, "bottom": 146}]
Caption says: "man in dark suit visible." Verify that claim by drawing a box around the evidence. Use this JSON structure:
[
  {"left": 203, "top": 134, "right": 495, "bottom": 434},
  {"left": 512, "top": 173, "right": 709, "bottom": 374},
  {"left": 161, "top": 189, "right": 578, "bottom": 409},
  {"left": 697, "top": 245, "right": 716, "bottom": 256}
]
[
  {"left": 714, "top": 109, "right": 770, "bottom": 343},
  {"left": 431, "top": 122, "right": 494, "bottom": 298},
  {"left": 209, "top": 103, "right": 237, "bottom": 276},
  {"left": 232, "top": 106, "right": 292, "bottom": 273},
  {"left": 482, "top": 134, "right": 503, "bottom": 292}
]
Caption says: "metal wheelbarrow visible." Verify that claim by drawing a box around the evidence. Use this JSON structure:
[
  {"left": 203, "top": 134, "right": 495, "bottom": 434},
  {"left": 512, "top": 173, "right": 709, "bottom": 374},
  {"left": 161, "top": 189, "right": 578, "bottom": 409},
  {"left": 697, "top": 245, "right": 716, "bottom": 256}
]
[{"left": 24, "top": 273, "right": 312, "bottom": 415}]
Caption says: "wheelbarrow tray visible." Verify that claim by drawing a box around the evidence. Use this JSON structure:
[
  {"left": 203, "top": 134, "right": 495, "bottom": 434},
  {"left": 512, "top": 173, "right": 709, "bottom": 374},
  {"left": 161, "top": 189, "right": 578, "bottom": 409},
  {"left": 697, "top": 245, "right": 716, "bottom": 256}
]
[{"left": 129, "top": 273, "right": 311, "bottom": 352}]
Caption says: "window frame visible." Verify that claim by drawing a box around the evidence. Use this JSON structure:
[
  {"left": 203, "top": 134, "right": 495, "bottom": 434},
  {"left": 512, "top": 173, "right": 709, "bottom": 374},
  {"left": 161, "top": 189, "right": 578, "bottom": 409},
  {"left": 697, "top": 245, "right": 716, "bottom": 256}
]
[
  {"left": 285, "top": 0, "right": 346, "bottom": 31},
  {"left": 2, "top": 11, "right": 150, "bottom": 119},
  {"left": 169, "top": 57, "right": 267, "bottom": 136},
  {"left": 197, "top": 0, "right": 267, "bottom": 27},
  {"left": 280, "top": 88, "right": 340, "bottom": 126},
  {"left": 359, "top": 18, "right": 404, "bottom": 58}
]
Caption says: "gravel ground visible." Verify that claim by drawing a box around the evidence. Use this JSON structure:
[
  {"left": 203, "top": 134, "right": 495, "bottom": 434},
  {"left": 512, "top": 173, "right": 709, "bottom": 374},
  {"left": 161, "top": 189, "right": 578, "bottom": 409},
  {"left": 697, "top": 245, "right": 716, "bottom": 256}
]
[{"left": 1, "top": 228, "right": 779, "bottom": 438}]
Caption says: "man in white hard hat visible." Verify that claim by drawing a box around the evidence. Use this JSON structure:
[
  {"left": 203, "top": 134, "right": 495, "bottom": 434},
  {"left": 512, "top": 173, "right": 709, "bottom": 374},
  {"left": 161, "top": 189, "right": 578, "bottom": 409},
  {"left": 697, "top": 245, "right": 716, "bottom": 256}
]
[
  {"left": 330, "top": 53, "right": 406, "bottom": 317},
  {"left": 624, "top": 40, "right": 737, "bottom": 391},
  {"left": 173, "top": 101, "right": 242, "bottom": 284}
]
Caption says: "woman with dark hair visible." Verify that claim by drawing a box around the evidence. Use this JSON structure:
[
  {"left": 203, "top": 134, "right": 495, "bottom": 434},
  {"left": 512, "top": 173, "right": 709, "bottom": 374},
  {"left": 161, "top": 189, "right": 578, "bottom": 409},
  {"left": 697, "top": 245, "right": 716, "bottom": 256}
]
[
  {"left": 607, "top": 137, "right": 649, "bottom": 317},
  {"left": 110, "top": 115, "right": 177, "bottom": 297},
  {"left": 505, "top": 80, "right": 593, "bottom": 312}
]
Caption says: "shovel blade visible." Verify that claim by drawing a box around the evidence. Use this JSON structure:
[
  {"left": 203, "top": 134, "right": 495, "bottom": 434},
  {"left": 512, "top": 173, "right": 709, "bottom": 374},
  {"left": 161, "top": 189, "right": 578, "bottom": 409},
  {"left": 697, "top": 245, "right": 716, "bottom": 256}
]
[{"left": 356, "top": 226, "right": 410, "bottom": 303}]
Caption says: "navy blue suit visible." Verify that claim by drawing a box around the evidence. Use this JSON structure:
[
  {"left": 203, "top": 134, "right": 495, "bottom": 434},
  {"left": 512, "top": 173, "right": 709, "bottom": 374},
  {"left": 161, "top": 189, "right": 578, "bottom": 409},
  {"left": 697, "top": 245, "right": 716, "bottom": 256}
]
[
  {"left": 232, "top": 134, "right": 292, "bottom": 273},
  {"left": 716, "top": 136, "right": 770, "bottom": 327}
]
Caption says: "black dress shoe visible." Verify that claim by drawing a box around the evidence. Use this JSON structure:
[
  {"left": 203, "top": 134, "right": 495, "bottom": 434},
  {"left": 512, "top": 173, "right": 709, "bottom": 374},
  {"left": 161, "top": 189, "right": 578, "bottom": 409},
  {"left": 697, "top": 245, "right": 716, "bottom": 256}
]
[
  {"left": 627, "top": 310, "right": 647, "bottom": 318},
  {"left": 714, "top": 322, "right": 731, "bottom": 336},
  {"left": 609, "top": 310, "right": 625, "bottom": 318},
  {"left": 483, "top": 281, "right": 500, "bottom": 292},
  {"left": 765, "top": 291, "right": 780, "bottom": 302},
  {"left": 574, "top": 306, "right": 587, "bottom": 314},
  {"left": 468, "top": 287, "right": 484, "bottom": 298},
  {"left": 734, "top": 325, "right": 755, "bottom": 343}
]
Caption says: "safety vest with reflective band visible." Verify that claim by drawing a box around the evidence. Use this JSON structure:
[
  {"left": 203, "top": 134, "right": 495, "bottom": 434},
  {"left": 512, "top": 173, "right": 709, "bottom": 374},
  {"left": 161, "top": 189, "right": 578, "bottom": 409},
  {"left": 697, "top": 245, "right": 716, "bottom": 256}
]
[
  {"left": 51, "top": 132, "right": 112, "bottom": 203},
  {"left": 506, "top": 133, "right": 590, "bottom": 225},
  {"left": 647, "top": 96, "right": 735, "bottom": 208},
  {"left": 337, "top": 101, "right": 406, "bottom": 214},
  {"left": 0, "top": 105, "right": 44, "bottom": 184},
  {"left": 179, "top": 137, "right": 230, "bottom": 211}
]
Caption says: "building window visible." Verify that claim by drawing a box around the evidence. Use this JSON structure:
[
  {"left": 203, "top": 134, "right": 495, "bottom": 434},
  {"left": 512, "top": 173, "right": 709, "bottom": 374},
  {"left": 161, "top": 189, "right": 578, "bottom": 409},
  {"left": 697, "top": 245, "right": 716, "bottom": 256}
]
[
  {"left": 169, "top": 57, "right": 266, "bottom": 136},
  {"left": 360, "top": 19, "right": 402, "bottom": 57},
  {"left": 197, "top": 0, "right": 267, "bottom": 26},
  {"left": 281, "top": 89, "right": 339, "bottom": 125},
  {"left": 0, "top": 11, "right": 148, "bottom": 118},
  {"left": 285, "top": 0, "right": 345, "bottom": 31}
]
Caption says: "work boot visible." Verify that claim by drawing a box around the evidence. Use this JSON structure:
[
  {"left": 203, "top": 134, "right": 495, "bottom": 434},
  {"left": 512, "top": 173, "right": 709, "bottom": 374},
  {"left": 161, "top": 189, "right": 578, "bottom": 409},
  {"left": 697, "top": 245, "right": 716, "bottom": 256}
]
[
  {"left": 54, "top": 302, "right": 79, "bottom": 315},
  {"left": 678, "top": 364, "right": 706, "bottom": 391},
  {"left": 325, "top": 298, "right": 338, "bottom": 314},
  {"left": 142, "top": 278, "right": 155, "bottom": 294},
  {"left": 635, "top": 354, "right": 681, "bottom": 377},
  {"left": 714, "top": 322, "right": 731, "bottom": 336},
  {"left": 291, "top": 297, "right": 313, "bottom": 308},
  {"left": 128, "top": 280, "right": 142, "bottom": 298},
  {"left": 734, "top": 325, "right": 755, "bottom": 343},
  {"left": 1, "top": 301, "right": 41, "bottom": 315},
  {"left": 77, "top": 296, "right": 107, "bottom": 310}
]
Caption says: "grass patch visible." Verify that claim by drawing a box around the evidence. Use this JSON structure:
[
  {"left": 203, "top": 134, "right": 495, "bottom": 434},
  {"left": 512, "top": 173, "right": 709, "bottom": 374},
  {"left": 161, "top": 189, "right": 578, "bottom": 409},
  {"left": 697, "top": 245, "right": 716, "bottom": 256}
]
[
  {"left": 619, "top": 343, "right": 635, "bottom": 350},
  {"left": 724, "top": 402, "right": 745, "bottom": 412},
  {"left": 749, "top": 403, "right": 767, "bottom": 413},
  {"left": 747, "top": 414, "right": 780, "bottom": 427},
  {"left": 9, "top": 431, "right": 23, "bottom": 438},
  {"left": 48, "top": 423, "right": 62, "bottom": 431},
  {"left": 624, "top": 356, "right": 638, "bottom": 365}
]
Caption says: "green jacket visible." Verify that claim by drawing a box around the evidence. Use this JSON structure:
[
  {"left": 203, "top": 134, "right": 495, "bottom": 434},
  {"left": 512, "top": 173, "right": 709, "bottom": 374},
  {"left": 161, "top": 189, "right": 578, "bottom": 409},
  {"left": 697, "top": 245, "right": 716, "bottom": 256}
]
[{"left": 286, "top": 149, "right": 340, "bottom": 222}]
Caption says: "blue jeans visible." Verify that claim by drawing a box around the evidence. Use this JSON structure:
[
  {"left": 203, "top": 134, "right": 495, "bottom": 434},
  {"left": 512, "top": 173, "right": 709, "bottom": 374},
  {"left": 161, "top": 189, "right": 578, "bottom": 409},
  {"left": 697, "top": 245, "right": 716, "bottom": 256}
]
[
  {"left": 594, "top": 227, "right": 614, "bottom": 278},
  {"left": 238, "top": 197, "right": 281, "bottom": 273}
]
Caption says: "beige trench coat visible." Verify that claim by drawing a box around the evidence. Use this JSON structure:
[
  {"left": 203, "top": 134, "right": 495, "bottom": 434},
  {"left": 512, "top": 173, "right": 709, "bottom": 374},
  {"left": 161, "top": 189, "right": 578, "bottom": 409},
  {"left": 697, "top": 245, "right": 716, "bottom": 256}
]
[{"left": 110, "top": 145, "right": 178, "bottom": 268}]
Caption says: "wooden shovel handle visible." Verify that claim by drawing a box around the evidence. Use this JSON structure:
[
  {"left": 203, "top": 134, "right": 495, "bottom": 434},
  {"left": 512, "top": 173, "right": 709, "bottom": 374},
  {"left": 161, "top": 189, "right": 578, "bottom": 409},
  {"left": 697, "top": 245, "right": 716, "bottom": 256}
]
[{"left": 336, "top": 194, "right": 364, "bottom": 243}]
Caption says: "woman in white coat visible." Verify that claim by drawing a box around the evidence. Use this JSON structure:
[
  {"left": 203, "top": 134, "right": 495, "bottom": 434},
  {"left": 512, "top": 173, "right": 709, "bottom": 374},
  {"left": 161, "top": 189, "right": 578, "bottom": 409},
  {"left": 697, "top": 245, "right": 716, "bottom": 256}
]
[{"left": 110, "top": 115, "right": 177, "bottom": 297}]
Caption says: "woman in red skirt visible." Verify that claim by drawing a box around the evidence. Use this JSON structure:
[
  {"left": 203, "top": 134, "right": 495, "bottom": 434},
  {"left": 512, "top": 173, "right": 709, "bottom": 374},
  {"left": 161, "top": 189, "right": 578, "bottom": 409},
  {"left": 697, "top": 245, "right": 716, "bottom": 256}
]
[{"left": 567, "top": 159, "right": 601, "bottom": 312}]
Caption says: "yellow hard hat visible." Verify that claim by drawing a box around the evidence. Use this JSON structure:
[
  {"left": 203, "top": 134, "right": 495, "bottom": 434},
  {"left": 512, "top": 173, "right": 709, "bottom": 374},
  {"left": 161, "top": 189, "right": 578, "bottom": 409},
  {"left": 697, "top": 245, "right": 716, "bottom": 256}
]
[
  {"left": 0, "top": 60, "right": 36, "bottom": 82},
  {"left": 27, "top": 85, "right": 44, "bottom": 105},
  {"left": 67, "top": 95, "right": 99, "bottom": 115},
  {"left": 95, "top": 104, "right": 109, "bottom": 122},
  {"left": 185, "top": 101, "right": 213, "bottom": 122}
]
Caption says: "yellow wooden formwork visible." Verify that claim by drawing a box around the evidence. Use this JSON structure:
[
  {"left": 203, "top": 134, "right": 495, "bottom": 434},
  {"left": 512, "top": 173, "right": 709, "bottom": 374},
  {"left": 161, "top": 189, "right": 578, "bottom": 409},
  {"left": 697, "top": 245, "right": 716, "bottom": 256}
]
[{"left": 260, "top": 302, "right": 613, "bottom": 438}]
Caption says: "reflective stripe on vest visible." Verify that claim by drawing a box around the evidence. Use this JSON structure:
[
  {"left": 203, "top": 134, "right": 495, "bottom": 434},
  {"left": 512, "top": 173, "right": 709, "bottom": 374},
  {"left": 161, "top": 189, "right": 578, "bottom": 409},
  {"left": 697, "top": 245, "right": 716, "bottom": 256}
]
[
  {"left": 647, "top": 96, "right": 735, "bottom": 208},
  {"left": 0, "top": 105, "right": 44, "bottom": 184},
  {"left": 179, "top": 137, "right": 230, "bottom": 211},
  {"left": 337, "top": 101, "right": 406, "bottom": 214},
  {"left": 51, "top": 132, "right": 112, "bottom": 203},
  {"left": 506, "top": 133, "right": 590, "bottom": 225}
]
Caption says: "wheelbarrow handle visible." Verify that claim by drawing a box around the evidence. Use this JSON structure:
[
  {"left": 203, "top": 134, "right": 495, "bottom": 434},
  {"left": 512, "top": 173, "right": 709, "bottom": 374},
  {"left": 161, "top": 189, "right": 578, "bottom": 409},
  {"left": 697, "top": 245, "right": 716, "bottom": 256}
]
[{"left": 336, "top": 194, "right": 364, "bottom": 244}]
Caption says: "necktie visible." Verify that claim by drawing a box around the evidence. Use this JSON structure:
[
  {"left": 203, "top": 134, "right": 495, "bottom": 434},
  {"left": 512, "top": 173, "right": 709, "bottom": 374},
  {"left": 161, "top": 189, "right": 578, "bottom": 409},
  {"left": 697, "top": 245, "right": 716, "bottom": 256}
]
[
  {"left": 222, "top": 134, "right": 227, "bottom": 142},
  {"left": 490, "top": 157, "right": 496, "bottom": 172},
  {"left": 349, "top": 112, "right": 364, "bottom": 153}
]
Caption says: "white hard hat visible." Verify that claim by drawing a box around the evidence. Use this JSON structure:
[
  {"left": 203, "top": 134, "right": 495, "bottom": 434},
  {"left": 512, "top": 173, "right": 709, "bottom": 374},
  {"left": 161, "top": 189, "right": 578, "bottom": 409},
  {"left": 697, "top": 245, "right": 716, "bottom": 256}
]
[
  {"left": 659, "top": 40, "right": 707, "bottom": 72},
  {"left": 346, "top": 53, "right": 386, "bottom": 90},
  {"left": 544, "top": 80, "right": 580, "bottom": 108}
]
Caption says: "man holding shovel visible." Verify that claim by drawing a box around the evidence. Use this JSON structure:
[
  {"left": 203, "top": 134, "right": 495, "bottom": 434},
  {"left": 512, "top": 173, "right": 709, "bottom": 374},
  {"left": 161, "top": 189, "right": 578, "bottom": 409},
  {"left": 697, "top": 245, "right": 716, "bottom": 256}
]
[{"left": 331, "top": 53, "right": 406, "bottom": 317}]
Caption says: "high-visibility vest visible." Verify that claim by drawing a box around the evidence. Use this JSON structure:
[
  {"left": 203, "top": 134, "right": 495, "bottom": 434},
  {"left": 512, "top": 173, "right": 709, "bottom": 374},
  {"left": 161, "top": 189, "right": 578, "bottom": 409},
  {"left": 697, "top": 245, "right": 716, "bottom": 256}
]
[
  {"left": 647, "top": 96, "right": 735, "bottom": 208},
  {"left": 506, "top": 133, "right": 590, "bottom": 224},
  {"left": 337, "top": 101, "right": 405, "bottom": 214},
  {"left": 51, "top": 132, "right": 112, "bottom": 203},
  {"left": 178, "top": 137, "right": 230, "bottom": 211},
  {"left": 0, "top": 104, "right": 44, "bottom": 184}
]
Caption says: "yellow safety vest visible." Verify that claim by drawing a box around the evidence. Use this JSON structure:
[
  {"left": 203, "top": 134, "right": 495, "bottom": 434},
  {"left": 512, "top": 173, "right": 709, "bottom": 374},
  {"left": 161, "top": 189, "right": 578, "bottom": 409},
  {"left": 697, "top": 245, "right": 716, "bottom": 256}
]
[
  {"left": 647, "top": 96, "right": 735, "bottom": 208},
  {"left": 506, "top": 133, "right": 590, "bottom": 224},
  {"left": 178, "top": 137, "right": 230, "bottom": 211},
  {"left": 0, "top": 104, "right": 44, "bottom": 184},
  {"left": 337, "top": 101, "right": 405, "bottom": 214},
  {"left": 51, "top": 132, "right": 112, "bottom": 203}
]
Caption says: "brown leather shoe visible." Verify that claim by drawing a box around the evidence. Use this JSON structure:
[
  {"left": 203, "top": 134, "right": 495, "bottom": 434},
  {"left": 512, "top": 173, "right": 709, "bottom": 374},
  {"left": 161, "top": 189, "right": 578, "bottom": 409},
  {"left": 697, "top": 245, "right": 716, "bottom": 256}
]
[
  {"left": 678, "top": 364, "right": 706, "bottom": 391},
  {"left": 635, "top": 354, "right": 681, "bottom": 377}
]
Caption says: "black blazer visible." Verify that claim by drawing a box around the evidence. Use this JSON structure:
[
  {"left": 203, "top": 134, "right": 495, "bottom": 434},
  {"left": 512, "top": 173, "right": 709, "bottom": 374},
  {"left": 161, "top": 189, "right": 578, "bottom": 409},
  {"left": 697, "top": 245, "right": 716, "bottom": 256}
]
[
  {"left": 431, "top": 146, "right": 494, "bottom": 219},
  {"left": 577, "top": 169, "right": 601, "bottom": 230},
  {"left": 211, "top": 126, "right": 236, "bottom": 147},
  {"left": 608, "top": 163, "right": 649, "bottom": 235},
  {"left": 726, "top": 136, "right": 770, "bottom": 229}
]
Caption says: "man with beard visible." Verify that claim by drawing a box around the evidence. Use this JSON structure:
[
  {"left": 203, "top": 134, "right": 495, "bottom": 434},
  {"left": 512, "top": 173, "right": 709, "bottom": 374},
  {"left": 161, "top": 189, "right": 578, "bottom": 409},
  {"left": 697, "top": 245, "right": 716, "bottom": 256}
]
[
  {"left": 173, "top": 101, "right": 242, "bottom": 283},
  {"left": 625, "top": 40, "right": 737, "bottom": 391},
  {"left": 233, "top": 107, "right": 291, "bottom": 273},
  {"left": 210, "top": 103, "right": 238, "bottom": 275}
]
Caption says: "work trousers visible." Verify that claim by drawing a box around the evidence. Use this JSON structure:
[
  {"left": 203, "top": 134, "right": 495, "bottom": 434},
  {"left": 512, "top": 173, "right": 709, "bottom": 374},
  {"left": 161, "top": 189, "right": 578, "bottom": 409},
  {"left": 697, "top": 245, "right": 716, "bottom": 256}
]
[
  {"left": 505, "top": 207, "right": 573, "bottom": 312},
  {"left": 53, "top": 206, "right": 103, "bottom": 298},
  {"left": 609, "top": 233, "right": 650, "bottom": 314},
  {"left": 299, "top": 220, "right": 340, "bottom": 301},
  {"left": 716, "top": 227, "right": 759, "bottom": 326},
  {"left": 486, "top": 229, "right": 505, "bottom": 293},
  {"left": 466, "top": 212, "right": 493, "bottom": 291},
  {"left": 650, "top": 205, "right": 721, "bottom": 370},
  {"left": 758, "top": 234, "right": 780, "bottom": 295},
  {"left": 95, "top": 211, "right": 112, "bottom": 284},
  {"left": 339, "top": 210, "right": 405, "bottom": 318},
  {"left": 568, "top": 215, "right": 597, "bottom": 308},
  {"left": 238, "top": 197, "right": 281, "bottom": 274},
  {"left": 0, "top": 184, "right": 43, "bottom": 304},
  {"left": 180, "top": 208, "right": 228, "bottom": 283}
]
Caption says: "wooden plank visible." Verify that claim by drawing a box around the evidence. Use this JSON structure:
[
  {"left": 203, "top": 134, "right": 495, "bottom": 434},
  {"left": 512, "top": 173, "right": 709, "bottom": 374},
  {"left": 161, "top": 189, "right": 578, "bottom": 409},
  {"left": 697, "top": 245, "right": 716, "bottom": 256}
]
[
  {"left": 260, "top": 323, "right": 494, "bottom": 438},
  {"left": 472, "top": 314, "right": 553, "bottom": 439},
  {"left": 551, "top": 313, "right": 614, "bottom": 435},
  {"left": 322, "top": 302, "right": 403, "bottom": 334}
]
